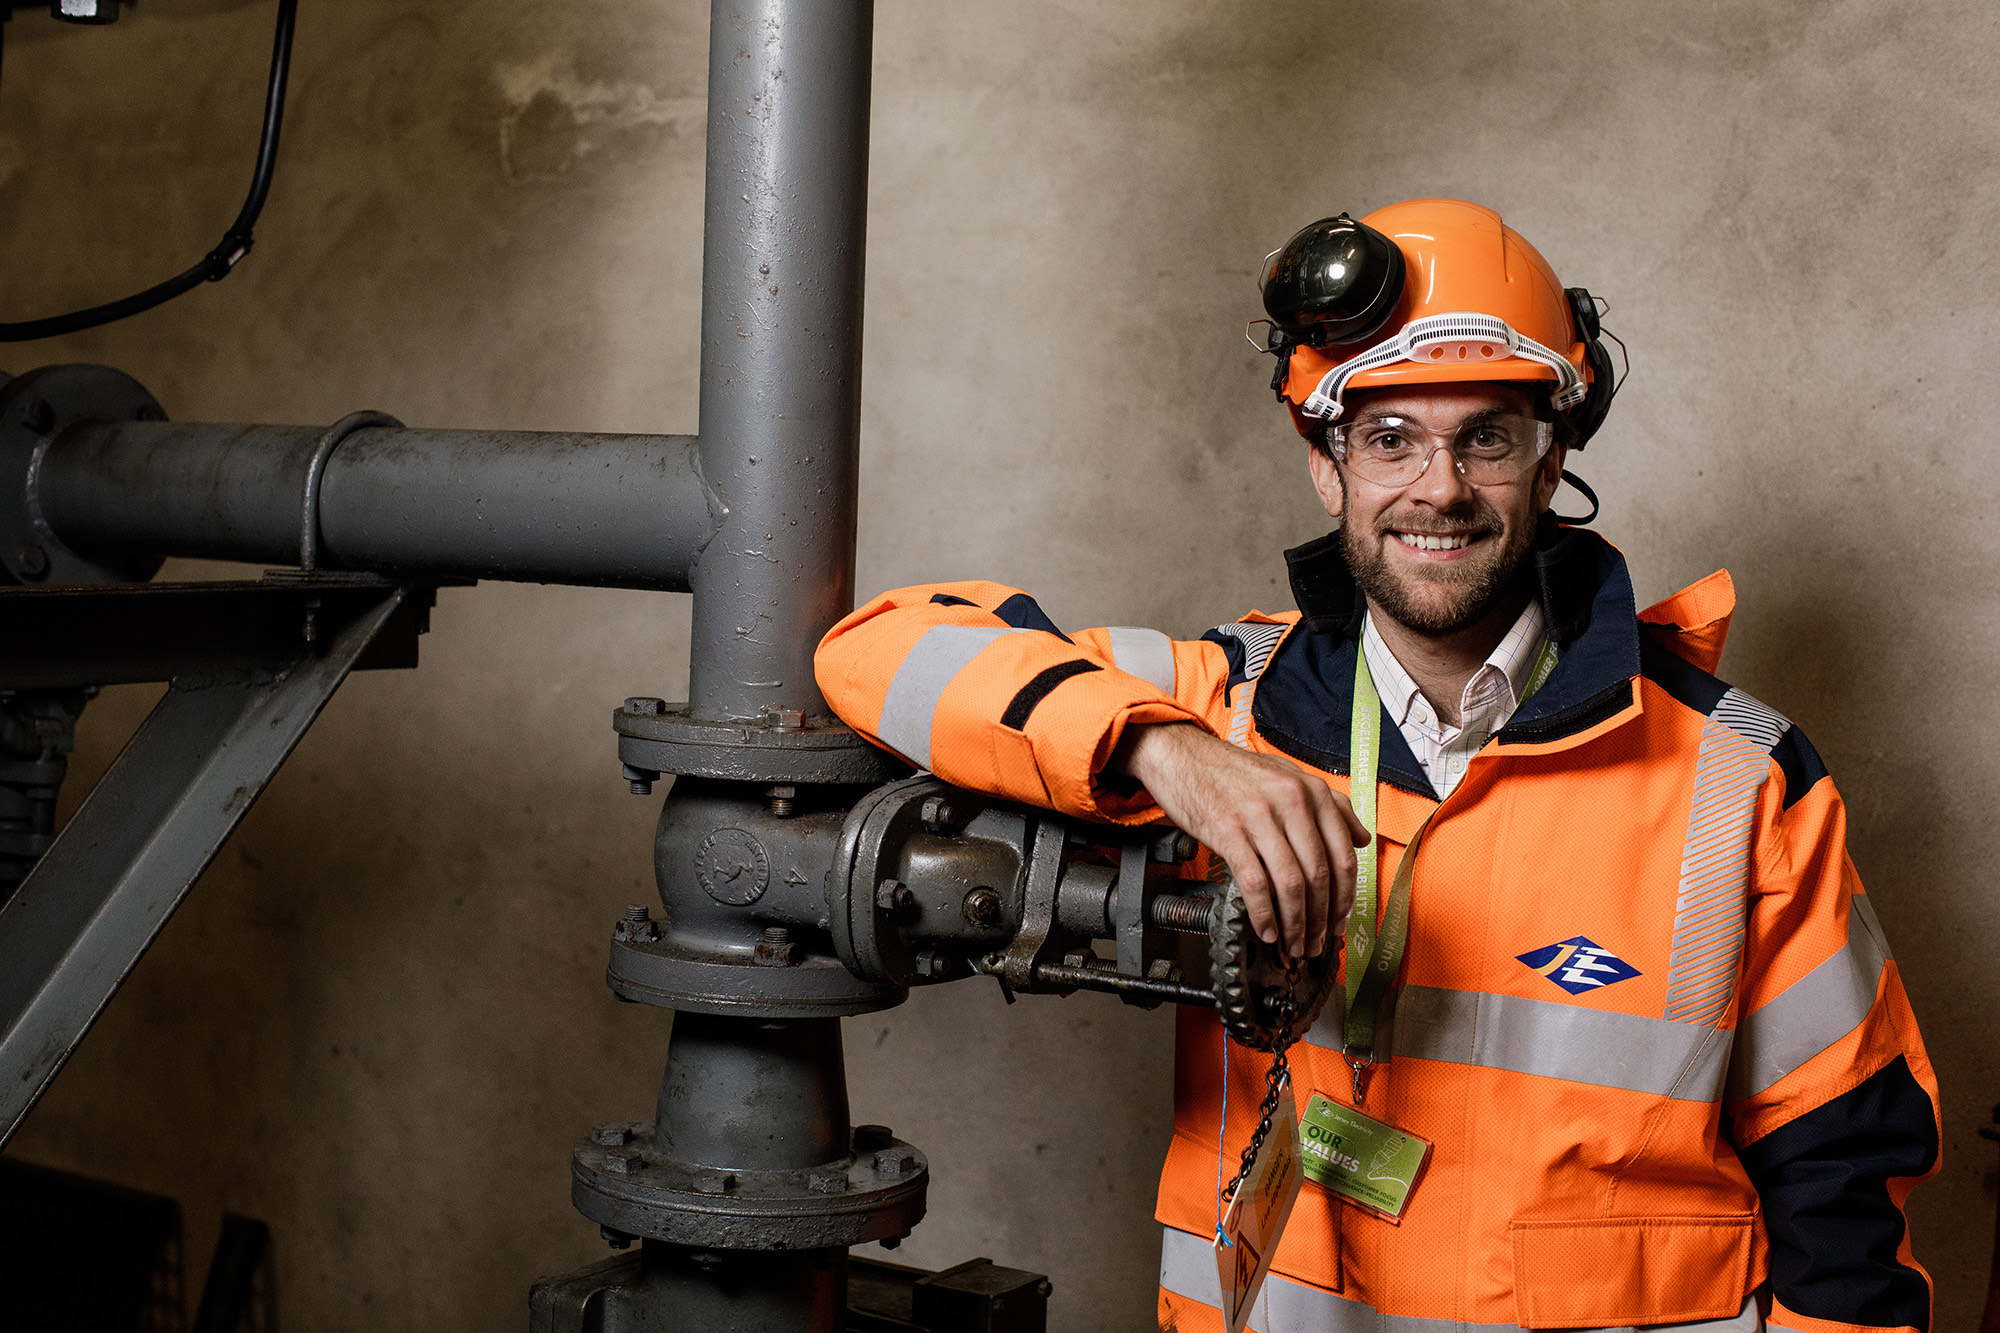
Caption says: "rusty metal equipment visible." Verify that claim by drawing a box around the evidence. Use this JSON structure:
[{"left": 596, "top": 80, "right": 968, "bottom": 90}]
[{"left": 0, "top": 2, "right": 1332, "bottom": 1328}]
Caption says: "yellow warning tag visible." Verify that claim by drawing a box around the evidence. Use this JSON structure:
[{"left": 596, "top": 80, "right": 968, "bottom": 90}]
[{"left": 1212, "top": 1081, "right": 1303, "bottom": 1333}]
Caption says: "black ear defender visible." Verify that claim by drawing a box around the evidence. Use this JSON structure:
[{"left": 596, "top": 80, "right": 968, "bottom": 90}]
[
  {"left": 1561, "top": 286, "right": 1619, "bottom": 450},
  {"left": 1259, "top": 213, "right": 1406, "bottom": 395},
  {"left": 1551, "top": 285, "right": 1621, "bottom": 524},
  {"left": 1261, "top": 213, "right": 1406, "bottom": 346}
]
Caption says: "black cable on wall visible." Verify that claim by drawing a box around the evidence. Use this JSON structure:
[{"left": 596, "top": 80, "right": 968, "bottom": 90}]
[{"left": 0, "top": 0, "right": 298, "bottom": 343}]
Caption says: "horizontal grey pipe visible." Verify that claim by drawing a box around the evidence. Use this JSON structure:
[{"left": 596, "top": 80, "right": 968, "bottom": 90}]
[{"left": 36, "top": 420, "right": 712, "bottom": 591}]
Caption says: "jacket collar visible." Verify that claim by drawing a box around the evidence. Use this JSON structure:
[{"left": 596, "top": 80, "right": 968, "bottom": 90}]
[{"left": 1256, "top": 521, "right": 1642, "bottom": 796}]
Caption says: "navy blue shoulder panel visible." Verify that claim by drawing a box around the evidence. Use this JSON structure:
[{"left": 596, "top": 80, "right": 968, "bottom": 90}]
[
  {"left": 1199, "top": 628, "right": 1250, "bottom": 693},
  {"left": 1636, "top": 632, "right": 1730, "bottom": 718},
  {"left": 929, "top": 592, "right": 979, "bottom": 609},
  {"left": 1250, "top": 627, "right": 1437, "bottom": 800},
  {"left": 990, "top": 592, "right": 1074, "bottom": 645},
  {"left": 1637, "top": 635, "right": 1832, "bottom": 811},
  {"left": 1735, "top": 1055, "right": 1936, "bottom": 1331},
  {"left": 1773, "top": 726, "right": 1831, "bottom": 812}
]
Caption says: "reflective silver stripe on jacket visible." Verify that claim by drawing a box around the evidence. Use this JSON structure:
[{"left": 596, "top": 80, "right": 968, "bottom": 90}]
[
  {"left": 1157, "top": 1225, "right": 1765, "bottom": 1332},
  {"left": 1660, "top": 719, "right": 1769, "bottom": 1024},
  {"left": 1213, "top": 620, "right": 1287, "bottom": 694},
  {"left": 1105, "top": 625, "right": 1176, "bottom": 695},
  {"left": 1661, "top": 688, "right": 1787, "bottom": 1026},
  {"left": 1710, "top": 686, "right": 1789, "bottom": 751},
  {"left": 1305, "top": 985, "right": 1732, "bottom": 1103},
  {"left": 876, "top": 625, "right": 1030, "bottom": 769},
  {"left": 1214, "top": 620, "right": 1287, "bottom": 748},
  {"left": 1727, "top": 892, "right": 1892, "bottom": 1104}
]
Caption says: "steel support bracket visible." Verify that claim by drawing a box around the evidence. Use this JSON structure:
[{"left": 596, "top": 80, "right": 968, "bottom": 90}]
[{"left": 0, "top": 583, "right": 418, "bottom": 1147}]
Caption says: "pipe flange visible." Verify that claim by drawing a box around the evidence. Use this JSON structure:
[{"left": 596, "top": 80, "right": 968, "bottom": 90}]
[
  {"left": 606, "top": 932, "right": 903, "bottom": 1018},
  {"left": 615, "top": 704, "right": 911, "bottom": 785},
  {"left": 1207, "top": 875, "right": 1339, "bottom": 1051},
  {"left": 827, "top": 774, "right": 951, "bottom": 986},
  {"left": 0, "top": 365, "right": 166, "bottom": 587},
  {"left": 572, "top": 1122, "right": 928, "bottom": 1250}
]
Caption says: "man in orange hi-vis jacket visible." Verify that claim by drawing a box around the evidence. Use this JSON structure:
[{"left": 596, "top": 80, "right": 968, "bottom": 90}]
[{"left": 815, "top": 199, "right": 1939, "bottom": 1333}]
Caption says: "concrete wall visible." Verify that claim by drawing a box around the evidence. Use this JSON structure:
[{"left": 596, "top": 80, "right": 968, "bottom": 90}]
[{"left": 5, "top": 1, "right": 1995, "bottom": 1327}]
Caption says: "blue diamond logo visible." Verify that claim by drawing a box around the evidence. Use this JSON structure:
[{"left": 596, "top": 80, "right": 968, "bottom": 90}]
[{"left": 1517, "top": 936, "right": 1641, "bottom": 995}]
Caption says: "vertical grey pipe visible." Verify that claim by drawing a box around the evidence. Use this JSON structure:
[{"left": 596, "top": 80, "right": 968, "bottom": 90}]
[{"left": 688, "top": 0, "right": 874, "bottom": 722}]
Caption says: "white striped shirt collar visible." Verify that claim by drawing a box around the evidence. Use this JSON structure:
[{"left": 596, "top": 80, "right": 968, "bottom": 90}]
[{"left": 1361, "top": 597, "right": 1548, "bottom": 796}]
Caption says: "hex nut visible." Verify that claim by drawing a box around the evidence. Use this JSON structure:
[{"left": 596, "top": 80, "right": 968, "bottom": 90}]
[
  {"left": 873, "top": 1146, "right": 919, "bottom": 1177},
  {"left": 765, "top": 707, "right": 806, "bottom": 731},
  {"left": 852, "top": 1124, "right": 893, "bottom": 1152},
  {"left": 623, "top": 697, "right": 667, "bottom": 717},
  {"left": 874, "top": 880, "right": 916, "bottom": 922},
  {"left": 962, "top": 887, "right": 1002, "bottom": 927},
  {"left": 613, "top": 908, "right": 660, "bottom": 944},
  {"left": 753, "top": 927, "right": 795, "bottom": 967},
  {"left": 1152, "top": 830, "right": 1198, "bottom": 864},
  {"left": 919, "top": 796, "right": 954, "bottom": 830},
  {"left": 807, "top": 1165, "right": 850, "bottom": 1195},
  {"left": 603, "top": 1152, "right": 645, "bottom": 1175},
  {"left": 695, "top": 1170, "right": 739, "bottom": 1194},
  {"left": 16, "top": 546, "right": 49, "bottom": 580},
  {"left": 591, "top": 1124, "right": 633, "bottom": 1147}
]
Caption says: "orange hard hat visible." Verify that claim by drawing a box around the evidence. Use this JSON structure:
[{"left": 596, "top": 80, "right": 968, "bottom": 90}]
[{"left": 1260, "top": 199, "right": 1612, "bottom": 445}]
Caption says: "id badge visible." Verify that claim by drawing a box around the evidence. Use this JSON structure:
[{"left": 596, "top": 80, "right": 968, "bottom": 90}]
[
  {"left": 1298, "top": 1089, "right": 1432, "bottom": 1221},
  {"left": 1212, "top": 1081, "right": 1304, "bottom": 1333}
]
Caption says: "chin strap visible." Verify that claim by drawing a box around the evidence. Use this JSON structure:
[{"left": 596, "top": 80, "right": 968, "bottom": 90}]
[{"left": 1550, "top": 469, "right": 1599, "bottom": 526}]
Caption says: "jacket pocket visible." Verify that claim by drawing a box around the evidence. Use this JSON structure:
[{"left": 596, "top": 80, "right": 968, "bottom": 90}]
[{"left": 1509, "top": 1213, "right": 1754, "bottom": 1329}]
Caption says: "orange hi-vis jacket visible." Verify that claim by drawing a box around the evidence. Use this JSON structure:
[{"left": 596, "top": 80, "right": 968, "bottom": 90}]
[{"left": 815, "top": 525, "right": 1939, "bottom": 1333}]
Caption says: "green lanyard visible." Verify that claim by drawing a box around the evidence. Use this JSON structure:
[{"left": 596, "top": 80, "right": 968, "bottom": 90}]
[{"left": 1341, "top": 633, "right": 1557, "bottom": 1104}]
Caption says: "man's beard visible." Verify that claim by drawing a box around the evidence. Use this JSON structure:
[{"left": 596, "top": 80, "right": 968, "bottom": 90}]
[{"left": 1341, "top": 493, "right": 1537, "bottom": 636}]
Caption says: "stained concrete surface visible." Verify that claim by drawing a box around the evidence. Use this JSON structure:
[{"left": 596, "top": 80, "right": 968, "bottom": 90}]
[{"left": 3, "top": 1, "right": 1996, "bottom": 1328}]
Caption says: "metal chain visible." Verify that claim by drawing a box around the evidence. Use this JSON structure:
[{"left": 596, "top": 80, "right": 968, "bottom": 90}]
[{"left": 1221, "top": 956, "right": 1305, "bottom": 1205}]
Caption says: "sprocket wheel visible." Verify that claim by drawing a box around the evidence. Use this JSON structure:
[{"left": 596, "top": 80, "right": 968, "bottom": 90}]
[{"left": 1207, "top": 874, "right": 1340, "bottom": 1051}]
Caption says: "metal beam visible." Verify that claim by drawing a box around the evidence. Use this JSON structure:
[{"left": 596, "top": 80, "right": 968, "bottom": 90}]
[
  {"left": 0, "top": 575, "right": 436, "bottom": 689},
  {"left": 687, "top": 0, "right": 875, "bottom": 720},
  {"left": 0, "top": 587, "right": 408, "bottom": 1147}
]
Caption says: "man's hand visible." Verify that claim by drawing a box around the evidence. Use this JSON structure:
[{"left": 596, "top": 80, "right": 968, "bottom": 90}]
[{"left": 1111, "top": 722, "right": 1369, "bottom": 959}]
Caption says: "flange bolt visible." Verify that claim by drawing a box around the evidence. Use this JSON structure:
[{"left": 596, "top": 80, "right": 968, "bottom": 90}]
[
  {"left": 590, "top": 1123, "right": 633, "bottom": 1147},
  {"left": 622, "top": 696, "right": 666, "bottom": 716},
  {"left": 753, "top": 926, "right": 795, "bottom": 967},
  {"left": 962, "top": 887, "right": 1001, "bottom": 928},
  {"left": 875, "top": 879, "right": 917, "bottom": 923},
  {"left": 613, "top": 905, "right": 660, "bottom": 944},
  {"left": 874, "top": 1146, "right": 919, "bottom": 1177},
  {"left": 919, "top": 796, "right": 954, "bottom": 831}
]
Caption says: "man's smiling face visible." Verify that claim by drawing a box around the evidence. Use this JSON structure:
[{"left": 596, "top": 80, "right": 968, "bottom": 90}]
[{"left": 1306, "top": 381, "right": 1565, "bottom": 636}]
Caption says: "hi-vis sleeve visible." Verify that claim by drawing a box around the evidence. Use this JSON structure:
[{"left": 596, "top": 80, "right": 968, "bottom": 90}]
[
  {"left": 1727, "top": 730, "right": 1940, "bottom": 1333},
  {"left": 814, "top": 581, "right": 1237, "bottom": 821}
]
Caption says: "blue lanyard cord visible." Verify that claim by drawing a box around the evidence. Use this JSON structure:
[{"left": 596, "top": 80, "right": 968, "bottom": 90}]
[{"left": 1214, "top": 1036, "right": 1231, "bottom": 1245}]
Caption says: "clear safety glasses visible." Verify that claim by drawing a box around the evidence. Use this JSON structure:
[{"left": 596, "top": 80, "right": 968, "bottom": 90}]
[{"left": 1332, "top": 412, "right": 1553, "bottom": 488}]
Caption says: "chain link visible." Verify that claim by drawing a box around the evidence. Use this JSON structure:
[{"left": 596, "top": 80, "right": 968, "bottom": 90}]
[{"left": 1221, "top": 956, "right": 1305, "bottom": 1205}]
